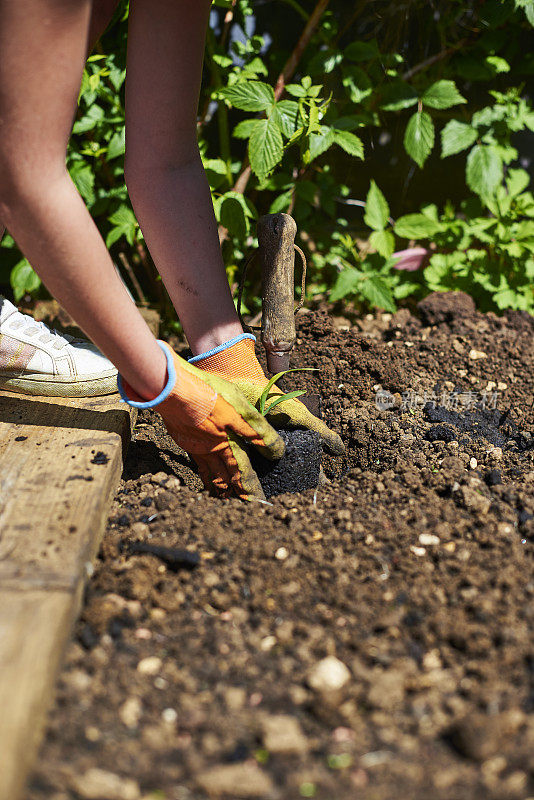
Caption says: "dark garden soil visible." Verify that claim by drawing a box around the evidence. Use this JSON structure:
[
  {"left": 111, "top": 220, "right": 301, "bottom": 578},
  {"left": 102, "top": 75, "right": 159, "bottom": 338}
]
[{"left": 28, "top": 293, "right": 534, "bottom": 800}]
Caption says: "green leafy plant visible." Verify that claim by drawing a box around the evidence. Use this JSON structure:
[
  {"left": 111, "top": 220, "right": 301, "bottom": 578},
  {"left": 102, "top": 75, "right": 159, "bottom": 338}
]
[{"left": 258, "top": 368, "right": 316, "bottom": 416}]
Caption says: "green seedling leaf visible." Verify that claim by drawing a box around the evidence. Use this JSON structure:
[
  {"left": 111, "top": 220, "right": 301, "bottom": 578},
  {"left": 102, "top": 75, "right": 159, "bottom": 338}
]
[
  {"left": 233, "top": 119, "right": 262, "bottom": 139},
  {"left": 466, "top": 145, "right": 503, "bottom": 197},
  {"left": 307, "top": 126, "right": 335, "bottom": 163},
  {"left": 364, "top": 180, "right": 390, "bottom": 231},
  {"left": 404, "top": 110, "right": 435, "bottom": 168},
  {"left": 441, "top": 120, "right": 478, "bottom": 158},
  {"left": 219, "top": 195, "right": 248, "bottom": 239},
  {"left": 271, "top": 100, "right": 300, "bottom": 138},
  {"left": 369, "top": 229, "right": 395, "bottom": 257},
  {"left": 259, "top": 368, "right": 317, "bottom": 415},
  {"left": 333, "top": 129, "right": 364, "bottom": 159},
  {"left": 394, "top": 213, "right": 441, "bottom": 239},
  {"left": 506, "top": 168, "right": 530, "bottom": 197},
  {"left": 330, "top": 267, "right": 362, "bottom": 302},
  {"left": 264, "top": 389, "right": 307, "bottom": 416},
  {"left": 359, "top": 274, "right": 396, "bottom": 312},
  {"left": 10, "top": 258, "right": 41, "bottom": 301},
  {"left": 422, "top": 80, "right": 466, "bottom": 110},
  {"left": 249, "top": 116, "right": 284, "bottom": 181},
  {"left": 380, "top": 81, "right": 418, "bottom": 111},
  {"left": 221, "top": 81, "right": 274, "bottom": 113}
]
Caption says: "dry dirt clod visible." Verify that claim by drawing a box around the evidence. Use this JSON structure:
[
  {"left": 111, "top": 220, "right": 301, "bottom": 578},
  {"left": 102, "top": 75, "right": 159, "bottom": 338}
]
[
  {"left": 196, "top": 762, "right": 274, "bottom": 798},
  {"left": 260, "top": 713, "right": 309, "bottom": 754},
  {"left": 70, "top": 769, "right": 140, "bottom": 800}
]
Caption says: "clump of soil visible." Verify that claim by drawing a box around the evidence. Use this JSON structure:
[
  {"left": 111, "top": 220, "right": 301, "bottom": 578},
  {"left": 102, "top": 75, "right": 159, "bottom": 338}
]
[
  {"left": 251, "top": 428, "right": 322, "bottom": 498},
  {"left": 29, "top": 293, "right": 534, "bottom": 800}
]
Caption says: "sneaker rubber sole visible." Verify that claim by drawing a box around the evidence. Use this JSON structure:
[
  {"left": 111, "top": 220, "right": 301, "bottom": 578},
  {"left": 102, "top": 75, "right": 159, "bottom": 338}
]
[{"left": 0, "top": 370, "right": 118, "bottom": 397}]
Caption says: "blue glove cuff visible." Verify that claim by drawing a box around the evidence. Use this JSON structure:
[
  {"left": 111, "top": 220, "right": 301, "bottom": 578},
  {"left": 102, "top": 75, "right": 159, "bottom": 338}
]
[
  {"left": 188, "top": 332, "right": 256, "bottom": 364},
  {"left": 117, "top": 339, "right": 177, "bottom": 409}
]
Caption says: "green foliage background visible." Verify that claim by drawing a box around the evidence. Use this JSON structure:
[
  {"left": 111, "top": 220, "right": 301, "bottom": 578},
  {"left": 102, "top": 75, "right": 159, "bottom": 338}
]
[{"left": 1, "top": 0, "right": 533, "bottom": 318}]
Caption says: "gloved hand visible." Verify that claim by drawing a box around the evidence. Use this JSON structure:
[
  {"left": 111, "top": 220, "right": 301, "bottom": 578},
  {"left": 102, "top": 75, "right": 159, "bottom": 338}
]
[
  {"left": 190, "top": 334, "right": 345, "bottom": 455},
  {"left": 118, "top": 340, "right": 284, "bottom": 500}
]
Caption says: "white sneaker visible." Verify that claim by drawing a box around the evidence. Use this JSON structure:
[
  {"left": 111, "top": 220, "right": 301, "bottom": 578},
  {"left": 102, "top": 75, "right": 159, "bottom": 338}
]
[{"left": 0, "top": 297, "right": 117, "bottom": 397}]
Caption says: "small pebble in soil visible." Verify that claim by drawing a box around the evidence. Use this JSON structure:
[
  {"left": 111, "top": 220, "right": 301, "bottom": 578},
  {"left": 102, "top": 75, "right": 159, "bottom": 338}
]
[
  {"left": 161, "top": 707, "right": 178, "bottom": 724},
  {"left": 137, "top": 656, "right": 161, "bottom": 675},
  {"left": 275, "top": 546, "right": 289, "bottom": 560},
  {"left": 260, "top": 713, "right": 308, "bottom": 754},
  {"left": 307, "top": 656, "right": 351, "bottom": 693},
  {"left": 419, "top": 533, "right": 440, "bottom": 546},
  {"left": 70, "top": 768, "right": 140, "bottom": 800}
]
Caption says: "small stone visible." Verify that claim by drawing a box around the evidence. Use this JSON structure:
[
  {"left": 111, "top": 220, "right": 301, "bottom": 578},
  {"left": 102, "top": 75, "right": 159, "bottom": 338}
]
[
  {"left": 260, "top": 713, "right": 308, "bottom": 754},
  {"left": 197, "top": 762, "right": 273, "bottom": 797},
  {"left": 486, "top": 446, "right": 503, "bottom": 460},
  {"left": 119, "top": 697, "right": 142, "bottom": 728},
  {"left": 137, "top": 656, "right": 162, "bottom": 675},
  {"left": 497, "top": 522, "right": 514, "bottom": 536},
  {"left": 162, "top": 707, "right": 178, "bottom": 724},
  {"left": 419, "top": 534, "right": 440, "bottom": 546},
  {"left": 85, "top": 726, "right": 101, "bottom": 742},
  {"left": 469, "top": 349, "right": 487, "bottom": 360},
  {"left": 443, "top": 542, "right": 456, "bottom": 553},
  {"left": 64, "top": 669, "right": 92, "bottom": 692},
  {"left": 410, "top": 546, "right": 426, "bottom": 557},
  {"left": 497, "top": 382, "right": 507, "bottom": 391},
  {"left": 275, "top": 547, "right": 289, "bottom": 560},
  {"left": 469, "top": 457, "right": 478, "bottom": 470},
  {"left": 423, "top": 650, "right": 442, "bottom": 670},
  {"left": 130, "top": 522, "right": 149, "bottom": 538},
  {"left": 461, "top": 486, "right": 491, "bottom": 515},
  {"left": 71, "top": 769, "right": 140, "bottom": 800},
  {"left": 307, "top": 656, "right": 351, "bottom": 693},
  {"left": 151, "top": 471, "right": 170, "bottom": 486},
  {"left": 260, "top": 635, "right": 276, "bottom": 652},
  {"left": 224, "top": 687, "right": 246, "bottom": 710}
]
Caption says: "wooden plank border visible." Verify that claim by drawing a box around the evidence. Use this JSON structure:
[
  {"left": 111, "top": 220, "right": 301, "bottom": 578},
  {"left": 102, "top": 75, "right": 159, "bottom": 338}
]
[{"left": 0, "top": 390, "right": 136, "bottom": 800}]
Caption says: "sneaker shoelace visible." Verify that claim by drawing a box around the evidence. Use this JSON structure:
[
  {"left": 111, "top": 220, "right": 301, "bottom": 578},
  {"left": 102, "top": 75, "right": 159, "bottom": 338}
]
[{"left": 8, "top": 312, "right": 77, "bottom": 350}]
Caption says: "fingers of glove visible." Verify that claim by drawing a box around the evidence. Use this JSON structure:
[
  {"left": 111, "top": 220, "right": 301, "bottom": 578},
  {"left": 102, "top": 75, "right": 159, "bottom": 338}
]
[
  {"left": 202, "top": 452, "right": 236, "bottom": 497},
  {"left": 210, "top": 395, "right": 285, "bottom": 461},
  {"left": 193, "top": 455, "right": 222, "bottom": 496},
  {"left": 226, "top": 432, "right": 267, "bottom": 501},
  {"left": 193, "top": 446, "right": 264, "bottom": 502},
  {"left": 268, "top": 397, "right": 345, "bottom": 455}
]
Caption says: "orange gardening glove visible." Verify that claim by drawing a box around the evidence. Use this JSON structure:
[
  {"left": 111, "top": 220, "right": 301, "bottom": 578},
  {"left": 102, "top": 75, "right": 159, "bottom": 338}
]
[
  {"left": 190, "top": 334, "right": 345, "bottom": 455},
  {"left": 118, "top": 340, "right": 284, "bottom": 500}
]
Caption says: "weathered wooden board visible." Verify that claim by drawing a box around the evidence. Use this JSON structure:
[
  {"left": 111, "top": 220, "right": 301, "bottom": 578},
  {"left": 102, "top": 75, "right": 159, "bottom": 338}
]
[{"left": 0, "top": 389, "right": 135, "bottom": 800}]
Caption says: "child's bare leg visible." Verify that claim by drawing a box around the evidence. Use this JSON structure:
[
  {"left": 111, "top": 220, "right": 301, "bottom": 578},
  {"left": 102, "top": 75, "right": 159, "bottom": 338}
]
[
  {"left": 0, "top": 0, "right": 166, "bottom": 399},
  {"left": 125, "top": 0, "right": 243, "bottom": 356},
  {"left": 0, "top": 1, "right": 118, "bottom": 259}
]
